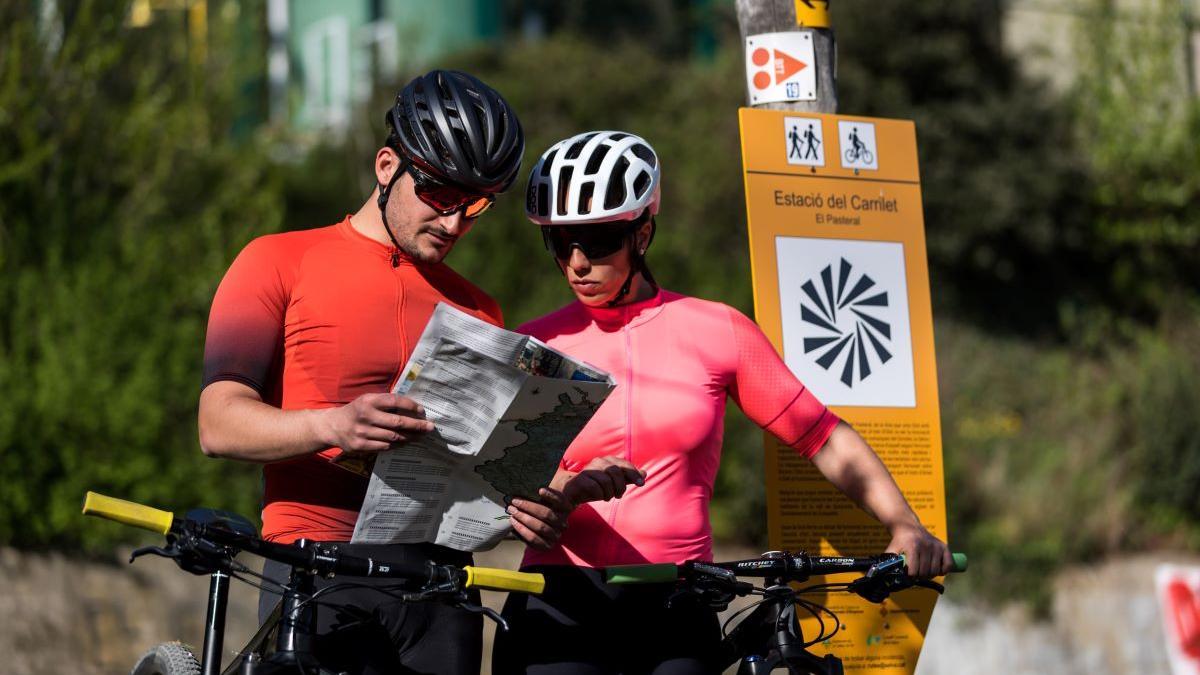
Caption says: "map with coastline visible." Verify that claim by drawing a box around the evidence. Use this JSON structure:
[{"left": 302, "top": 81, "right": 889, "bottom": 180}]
[{"left": 474, "top": 388, "right": 601, "bottom": 501}]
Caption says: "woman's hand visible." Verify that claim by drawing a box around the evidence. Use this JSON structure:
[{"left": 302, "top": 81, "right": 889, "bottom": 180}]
[
  {"left": 885, "top": 521, "right": 953, "bottom": 579},
  {"left": 508, "top": 487, "right": 573, "bottom": 551},
  {"left": 551, "top": 456, "right": 646, "bottom": 507}
]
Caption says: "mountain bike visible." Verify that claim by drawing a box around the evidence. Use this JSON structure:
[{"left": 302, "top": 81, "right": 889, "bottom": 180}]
[
  {"left": 81, "top": 492, "right": 545, "bottom": 675},
  {"left": 606, "top": 550, "right": 967, "bottom": 674}
]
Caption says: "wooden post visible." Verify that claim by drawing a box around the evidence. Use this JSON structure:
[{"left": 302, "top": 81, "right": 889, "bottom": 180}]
[{"left": 736, "top": 0, "right": 837, "bottom": 112}]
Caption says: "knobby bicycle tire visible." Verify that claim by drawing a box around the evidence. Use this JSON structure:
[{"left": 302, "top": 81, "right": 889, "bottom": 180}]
[{"left": 130, "top": 641, "right": 201, "bottom": 675}]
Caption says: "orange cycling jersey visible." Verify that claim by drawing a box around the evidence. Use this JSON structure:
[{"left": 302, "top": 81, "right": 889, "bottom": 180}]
[{"left": 202, "top": 217, "right": 502, "bottom": 543}]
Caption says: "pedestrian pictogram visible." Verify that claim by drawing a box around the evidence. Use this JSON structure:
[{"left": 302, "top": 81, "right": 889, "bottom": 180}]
[
  {"left": 745, "top": 32, "right": 817, "bottom": 104},
  {"left": 785, "top": 117, "right": 825, "bottom": 167},
  {"left": 839, "top": 120, "right": 879, "bottom": 170}
]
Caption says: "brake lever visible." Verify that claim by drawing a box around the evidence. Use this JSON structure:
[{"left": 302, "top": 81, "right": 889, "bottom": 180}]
[
  {"left": 129, "top": 544, "right": 179, "bottom": 564},
  {"left": 915, "top": 579, "right": 945, "bottom": 594},
  {"left": 457, "top": 599, "right": 510, "bottom": 632},
  {"left": 849, "top": 574, "right": 946, "bottom": 603}
]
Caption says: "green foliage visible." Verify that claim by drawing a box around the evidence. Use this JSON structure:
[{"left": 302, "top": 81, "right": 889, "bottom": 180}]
[
  {"left": 1071, "top": 0, "right": 1200, "bottom": 318},
  {"left": 835, "top": 2, "right": 1097, "bottom": 336},
  {"left": 0, "top": 2, "right": 278, "bottom": 550},
  {"left": 1125, "top": 306, "right": 1200, "bottom": 531},
  {"left": 940, "top": 308, "right": 1200, "bottom": 610}
]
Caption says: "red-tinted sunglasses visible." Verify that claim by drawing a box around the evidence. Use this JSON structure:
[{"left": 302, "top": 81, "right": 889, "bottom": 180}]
[{"left": 402, "top": 159, "right": 494, "bottom": 219}]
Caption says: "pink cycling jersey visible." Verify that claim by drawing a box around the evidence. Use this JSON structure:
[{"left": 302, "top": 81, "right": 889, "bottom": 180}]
[{"left": 519, "top": 290, "right": 840, "bottom": 568}]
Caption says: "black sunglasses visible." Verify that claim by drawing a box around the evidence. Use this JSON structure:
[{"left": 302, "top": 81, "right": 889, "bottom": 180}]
[
  {"left": 541, "top": 223, "right": 636, "bottom": 260},
  {"left": 402, "top": 159, "right": 495, "bottom": 218}
]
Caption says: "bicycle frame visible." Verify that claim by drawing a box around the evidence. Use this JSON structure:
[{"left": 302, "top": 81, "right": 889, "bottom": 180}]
[
  {"left": 189, "top": 562, "right": 317, "bottom": 675},
  {"left": 723, "top": 584, "right": 843, "bottom": 675}
]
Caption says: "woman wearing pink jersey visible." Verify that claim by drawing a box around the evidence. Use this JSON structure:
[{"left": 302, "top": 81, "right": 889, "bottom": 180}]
[{"left": 494, "top": 131, "right": 951, "bottom": 674}]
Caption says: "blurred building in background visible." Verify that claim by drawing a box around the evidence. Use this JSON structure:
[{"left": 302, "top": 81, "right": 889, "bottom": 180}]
[
  {"left": 266, "top": 0, "right": 502, "bottom": 132},
  {"left": 37, "top": 0, "right": 717, "bottom": 137},
  {"left": 1003, "top": 0, "right": 1200, "bottom": 94}
]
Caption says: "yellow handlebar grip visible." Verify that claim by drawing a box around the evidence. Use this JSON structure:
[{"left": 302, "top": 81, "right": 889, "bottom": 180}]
[
  {"left": 82, "top": 492, "right": 174, "bottom": 535},
  {"left": 463, "top": 566, "right": 545, "bottom": 595}
]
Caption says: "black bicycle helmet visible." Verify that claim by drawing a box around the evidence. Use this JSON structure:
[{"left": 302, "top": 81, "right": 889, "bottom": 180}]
[{"left": 386, "top": 69, "right": 525, "bottom": 194}]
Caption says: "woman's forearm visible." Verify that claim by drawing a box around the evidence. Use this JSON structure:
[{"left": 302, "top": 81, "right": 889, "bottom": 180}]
[{"left": 809, "top": 421, "right": 921, "bottom": 533}]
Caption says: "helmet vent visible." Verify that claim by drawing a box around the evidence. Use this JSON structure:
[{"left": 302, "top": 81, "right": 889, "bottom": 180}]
[
  {"left": 578, "top": 182, "right": 595, "bottom": 213},
  {"left": 609, "top": 132, "right": 629, "bottom": 141},
  {"left": 632, "top": 143, "right": 657, "bottom": 168},
  {"left": 603, "top": 157, "right": 630, "bottom": 209},
  {"left": 556, "top": 166, "right": 574, "bottom": 216},
  {"left": 540, "top": 149, "right": 557, "bottom": 176},
  {"left": 564, "top": 139, "right": 588, "bottom": 160},
  {"left": 537, "top": 183, "right": 550, "bottom": 217},
  {"left": 633, "top": 170, "right": 651, "bottom": 198},
  {"left": 584, "top": 144, "right": 611, "bottom": 175}
]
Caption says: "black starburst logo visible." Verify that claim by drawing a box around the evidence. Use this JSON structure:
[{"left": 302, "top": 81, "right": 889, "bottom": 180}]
[{"left": 800, "top": 258, "right": 893, "bottom": 387}]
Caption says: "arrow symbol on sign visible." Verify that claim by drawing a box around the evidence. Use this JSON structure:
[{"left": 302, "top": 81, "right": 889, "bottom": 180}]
[
  {"left": 774, "top": 49, "right": 807, "bottom": 82},
  {"left": 799, "top": 0, "right": 830, "bottom": 9}
]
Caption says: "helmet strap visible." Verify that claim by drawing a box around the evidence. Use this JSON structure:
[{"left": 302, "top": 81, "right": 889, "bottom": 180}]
[
  {"left": 377, "top": 156, "right": 407, "bottom": 254},
  {"left": 605, "top": 267, "right": 638, "bottom": 308},
  {"left": 605, "top": 217, "right": 657, "bottom": 308}
]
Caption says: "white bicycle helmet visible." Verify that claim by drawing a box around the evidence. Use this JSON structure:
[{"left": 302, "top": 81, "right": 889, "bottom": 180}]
[{"left": 525, "top": 131, "right": 661, "bottom": 225}]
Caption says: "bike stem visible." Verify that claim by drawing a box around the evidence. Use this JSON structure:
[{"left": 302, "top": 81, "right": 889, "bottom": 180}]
[
  {"left": 201, "top": 568, "right": 231, "bottom": 675},
  {"left": 273, "top": 567, "right": 318, "bottom": 663}
]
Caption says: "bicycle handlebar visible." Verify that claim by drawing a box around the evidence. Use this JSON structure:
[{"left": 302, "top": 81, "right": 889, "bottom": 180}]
[
  {"left": 465, "top": 566, "right": 546, "bottom": 594},
  {"left": 82, "top": 491, "right": 545, "bottom": 594},
  {"left": 605, "top": 551, "right": 968, "bottom": 585},
  {"left": 83, "top": 491, "right": 175, "bottom": 534}
]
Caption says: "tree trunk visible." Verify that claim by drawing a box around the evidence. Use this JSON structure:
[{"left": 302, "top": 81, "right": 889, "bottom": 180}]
[{"left": 735, "top": 0, "right": 837, "bottom": 112}]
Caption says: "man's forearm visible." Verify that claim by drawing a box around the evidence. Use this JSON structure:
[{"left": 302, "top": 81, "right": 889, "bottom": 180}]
[
  {"left": 198, "top": 381, "right": 331, "bottom": 462},
  {"left": 809, "top": 421, "right": 921, "bottom": 533}
]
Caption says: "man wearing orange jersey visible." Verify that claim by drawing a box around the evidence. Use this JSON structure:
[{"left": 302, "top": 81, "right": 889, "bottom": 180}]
[{"left": 198, "top": 70, "right": 591, "bottom": 674}]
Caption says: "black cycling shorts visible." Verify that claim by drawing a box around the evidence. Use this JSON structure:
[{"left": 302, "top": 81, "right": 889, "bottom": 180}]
[
  {"left": 257, "top": 541, "right": 481, "bottom": 675},
  {"left": 492, "top": 565, "right": 722, "bottom": 675}
]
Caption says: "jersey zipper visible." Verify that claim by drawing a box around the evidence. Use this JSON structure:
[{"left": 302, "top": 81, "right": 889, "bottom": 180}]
[
  {"left": 605, "top": 308, "right": 635, "bottom": 561},
  {"left": 392, "top": 248, "right": 406, "bottom": 385}
]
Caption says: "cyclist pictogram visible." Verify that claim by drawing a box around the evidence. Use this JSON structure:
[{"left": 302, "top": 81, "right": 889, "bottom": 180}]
[
  {"left": 799, "top": 257, "right": 893, "bottom": 387},
  {"left": 838, "top": 120, "right": 879, "bottom": 170}
]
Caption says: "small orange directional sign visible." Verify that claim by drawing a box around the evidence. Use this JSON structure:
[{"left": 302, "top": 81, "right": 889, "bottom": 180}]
[
  {"left": 746, "top": 32, "right": 817, "bottom": 104},
  {"left": 773, "top": 49, "right": 808, "bottom": 82}
]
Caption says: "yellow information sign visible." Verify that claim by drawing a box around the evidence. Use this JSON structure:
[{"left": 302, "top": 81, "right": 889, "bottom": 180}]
[
  {"left": 794, "top": 0, "right": 832, "bottom": 28},
  {"left": 738, "top": 107, "right": 948, "bottom": 673}
]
